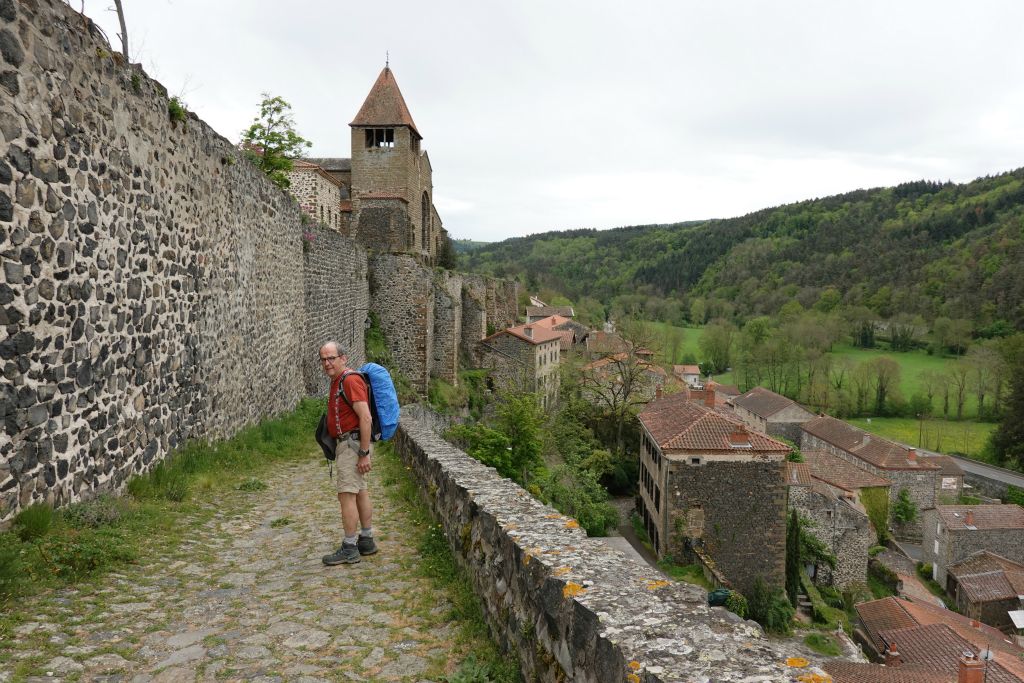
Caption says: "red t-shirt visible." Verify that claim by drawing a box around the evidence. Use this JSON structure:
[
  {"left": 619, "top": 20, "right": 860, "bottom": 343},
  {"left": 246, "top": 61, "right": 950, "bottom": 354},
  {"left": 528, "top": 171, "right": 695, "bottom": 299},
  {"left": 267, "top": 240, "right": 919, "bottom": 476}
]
[{"left": 327, "top": 372, "right": 368, "bottom": 437}]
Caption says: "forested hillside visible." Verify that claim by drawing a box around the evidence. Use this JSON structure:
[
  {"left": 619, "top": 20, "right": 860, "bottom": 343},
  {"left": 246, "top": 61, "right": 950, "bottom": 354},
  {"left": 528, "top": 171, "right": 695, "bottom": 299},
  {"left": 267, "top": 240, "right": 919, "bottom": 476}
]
[{"left": 463, "top": 169, "right": 1024, "bottom": 332}]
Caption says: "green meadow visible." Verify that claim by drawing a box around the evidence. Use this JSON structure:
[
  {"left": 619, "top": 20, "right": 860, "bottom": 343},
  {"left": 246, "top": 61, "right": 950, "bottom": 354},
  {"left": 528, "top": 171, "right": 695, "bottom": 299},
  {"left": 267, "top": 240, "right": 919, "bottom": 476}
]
[{"left": 847, "top": 417, "right": 996, "bottom": 460}]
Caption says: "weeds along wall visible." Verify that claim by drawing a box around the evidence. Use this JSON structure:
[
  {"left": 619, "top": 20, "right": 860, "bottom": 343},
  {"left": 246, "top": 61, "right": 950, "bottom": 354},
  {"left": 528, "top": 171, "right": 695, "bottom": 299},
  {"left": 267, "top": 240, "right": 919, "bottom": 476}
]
[
  {"left": 395, "top": 408, "right": 831, "bottom": 682},
  {"left": 0, "top": 0, "right": 369, "bottom": 523}
]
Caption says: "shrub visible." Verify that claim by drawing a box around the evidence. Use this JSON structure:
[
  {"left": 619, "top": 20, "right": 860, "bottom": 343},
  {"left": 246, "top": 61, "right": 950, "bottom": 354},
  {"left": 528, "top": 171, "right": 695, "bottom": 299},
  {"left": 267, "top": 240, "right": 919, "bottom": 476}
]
[
  {"left": 800, "top": 572, "right": 850, "bottom": 632},
  {"left": 868, "top": 545, "right": 886, "bottom": 557},
  {"left": 892, "top": 488, "right": 918, "bottom": 525},
  {"left": 725, "top": 590, "right": 749, "bottom": 619},
  {"left": 0, "top": 534, "right": 25, "bottom": 597},
  {"left": 748, "top": 578, "right": 794, "bottom": 635},
  {"left": 14, "top": 503, "right": 53, "bottom": 542},
  {"left": 917, "top": 562, "right": 933, "bottom": 581},
  {"left": 61, "top": 496, "right": 130, "bottom": 528},
  {"left": 237, "top": 478, "right": 267, "bottom": 492},
  {"left": 869, "top": 559, "right": 900, "bottom": 592},
  {"left": 1006, "top": 486, "right": 1024, "bottom": 506},
  {"left": 535, "top": 464, "right": 619, "bottom": 537},
  {"left": 168, "top": 96, "right": 186, "bottom": 123},
  {"left": 38, "top": 528, "right": 136, "bottom": 579}
]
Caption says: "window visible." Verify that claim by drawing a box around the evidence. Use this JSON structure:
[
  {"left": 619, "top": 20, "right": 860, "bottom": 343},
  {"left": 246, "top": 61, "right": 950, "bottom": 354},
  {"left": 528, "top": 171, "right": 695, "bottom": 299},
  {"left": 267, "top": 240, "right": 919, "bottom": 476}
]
[
  {"left": 690, "top": 457, "right": 702, "bottom": 466},
  {"left": 365, "top": 128, "right": 395, "bottom": 148}
]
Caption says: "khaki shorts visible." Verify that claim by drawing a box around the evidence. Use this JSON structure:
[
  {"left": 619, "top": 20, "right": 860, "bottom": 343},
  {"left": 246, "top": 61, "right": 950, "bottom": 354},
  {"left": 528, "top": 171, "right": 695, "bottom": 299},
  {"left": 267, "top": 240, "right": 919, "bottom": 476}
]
[{"left": 335, "top": 434, "right": 367, "bottom": 494}]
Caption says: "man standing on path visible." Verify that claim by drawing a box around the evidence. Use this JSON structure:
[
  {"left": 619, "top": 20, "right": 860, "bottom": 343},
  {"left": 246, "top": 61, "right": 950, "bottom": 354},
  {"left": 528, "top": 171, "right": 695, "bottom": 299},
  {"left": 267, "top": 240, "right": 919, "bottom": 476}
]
[{"left": 319, "top": 341, "right": 378, "bottom": 565}]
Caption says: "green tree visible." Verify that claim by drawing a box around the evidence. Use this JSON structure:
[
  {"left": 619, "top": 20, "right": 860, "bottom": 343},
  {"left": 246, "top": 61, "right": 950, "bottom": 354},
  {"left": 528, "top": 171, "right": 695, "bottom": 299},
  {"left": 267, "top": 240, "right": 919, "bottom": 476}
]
[
  {"left": 785, "top": 509, "right": 800, "bottom": 607},
  {"left": 989, "top": 365, "right": 1024, "bottom": 471},
  {"left": 240, "top": 94, "right": 311, "bottom": 190},
  {"left": 699, "top": 319, "right": 737, "bottom": 375},
  {"left": 892, "top": 488, "right": 918, "bottom": 525},
  {"left": 493, "top": 391, "right": 545, "bottom": 484}
]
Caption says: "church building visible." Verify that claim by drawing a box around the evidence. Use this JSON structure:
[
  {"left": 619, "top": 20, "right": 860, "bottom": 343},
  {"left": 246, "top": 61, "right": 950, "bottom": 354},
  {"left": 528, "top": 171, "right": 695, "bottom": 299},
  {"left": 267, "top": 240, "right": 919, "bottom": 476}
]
[{"left": 288, "top": 66, "right": 447, "bottom": 265}]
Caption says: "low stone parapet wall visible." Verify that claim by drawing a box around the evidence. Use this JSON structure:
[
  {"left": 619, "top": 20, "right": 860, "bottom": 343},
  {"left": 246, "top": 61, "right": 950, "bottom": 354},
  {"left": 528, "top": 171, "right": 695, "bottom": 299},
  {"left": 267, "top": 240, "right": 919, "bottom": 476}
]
[{"left": 395, "top": 411, "right": 828, "bottom": 682}]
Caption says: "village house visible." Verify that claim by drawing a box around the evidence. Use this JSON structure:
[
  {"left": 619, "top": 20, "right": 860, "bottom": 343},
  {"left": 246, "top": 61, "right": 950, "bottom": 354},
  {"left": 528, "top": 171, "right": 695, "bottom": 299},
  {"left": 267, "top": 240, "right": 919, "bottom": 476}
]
[
  {"left": 922, "top": 504, "right": 1024, "bottom": 587},
  {"left": 730, "top": 386, "right": 815, "bottom": 442},
  {"left": 785, "top": 459, "right": 876, "bottom": 589},
  {"left": 525, "top": 305, "right": 575, "bottom": 323},
  {"left": 479, "top": 323, "right": 561, "bottom": 410},
  {"left": 529, "top": 314, "right": 589, "bottom": 352},
  {"left": 672, "top": 364, "right": 702, "bottom": 389},
  {"left": 801, "top": 415, "right": 942, "bottom": 540},
  {"left": 637, "top": 393, "right": 789, "bottom": 595},
  {"left": 842, "top": 595, "right": 1024, "bottom": 682},
  {"left": 947, "top": 551, "right": 1024, "bottom": 633},
  {"left": 580, "top": 353, "right": 668, "bottom": 406}
]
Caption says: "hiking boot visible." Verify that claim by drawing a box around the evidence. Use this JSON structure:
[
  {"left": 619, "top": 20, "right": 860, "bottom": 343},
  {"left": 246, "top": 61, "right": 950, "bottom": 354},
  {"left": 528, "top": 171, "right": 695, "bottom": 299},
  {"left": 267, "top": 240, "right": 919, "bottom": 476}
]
[
  {"left": 322, "top": 542, "right": 360, "bottom": 566},
  {"left": 357, "top": 535, "right": 378, "bottom": 556}
]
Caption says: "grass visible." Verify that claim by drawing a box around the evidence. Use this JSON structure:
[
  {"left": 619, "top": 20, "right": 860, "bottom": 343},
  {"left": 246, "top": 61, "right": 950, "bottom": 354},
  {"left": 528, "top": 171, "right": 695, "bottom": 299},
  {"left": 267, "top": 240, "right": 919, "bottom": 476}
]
[
  {"left": 848, "top": 417, "right": 996, "bottom": 460},
  {"left": 803, "top": 632, "right": 842, "bottom": 657},
  {"left": 642, "top": 322, "right": 704, "bottom": 365},
  {"left": 377, "top": 441, "right": 520, "bottom": 682},
  {"left": 0, "top": 398, "right": 324, "bottom": 606},
  {"left": 656, "top": 561, "right": 714, "bottom": 590}
]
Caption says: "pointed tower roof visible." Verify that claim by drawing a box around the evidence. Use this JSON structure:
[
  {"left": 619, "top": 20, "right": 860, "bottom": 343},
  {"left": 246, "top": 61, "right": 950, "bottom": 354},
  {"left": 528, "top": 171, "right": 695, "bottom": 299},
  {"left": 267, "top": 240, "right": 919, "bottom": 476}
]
[{"left": 350, "top": 66, "right": 421, "bottom": 138}]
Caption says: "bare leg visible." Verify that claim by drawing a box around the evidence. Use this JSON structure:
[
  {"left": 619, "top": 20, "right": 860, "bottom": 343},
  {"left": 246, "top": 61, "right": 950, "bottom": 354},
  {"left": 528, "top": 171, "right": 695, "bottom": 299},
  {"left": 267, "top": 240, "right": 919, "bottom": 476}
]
[
  {"left": 355, "top": 489, "right": 373, "bottom": 530},
  {"left": 338, "top": 492, "right": 359, "bottom": 537}
]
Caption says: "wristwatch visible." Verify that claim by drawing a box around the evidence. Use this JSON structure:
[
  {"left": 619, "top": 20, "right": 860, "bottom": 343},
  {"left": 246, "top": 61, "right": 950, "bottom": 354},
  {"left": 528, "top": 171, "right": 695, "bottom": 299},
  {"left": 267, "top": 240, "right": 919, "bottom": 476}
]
[{"left": 357, "top": 448, "right": 370, "bottom": 457}]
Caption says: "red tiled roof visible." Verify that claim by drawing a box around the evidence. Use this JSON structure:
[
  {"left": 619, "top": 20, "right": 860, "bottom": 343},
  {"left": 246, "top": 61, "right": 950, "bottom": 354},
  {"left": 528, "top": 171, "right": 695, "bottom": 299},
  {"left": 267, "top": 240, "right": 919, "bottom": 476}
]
[
  {"left": 878, "top": 623, "right": 1021, "bottom": 683},
  {"left": 958, "top": 571, "right": 1018, "bottom": 603},
  {"left": 950, "top": 550, "right": 1024, "bottom": 578},
  {"left": 936, "top": 504, "right": 1024, "bottom": 531},
  {"left": 825, "top": 662, "right": 952, "bottom": 683},
  {"left": 919, "top": 454, "right": 964, "bottom": 478},
  {"left": 350, "top": 67, "right": 420, "bottom": 137},
  {"left": 638, "top": 393, "right": 790, "bottom": 455},
  {"left": 530, "top": 315, "right": 576, "bottom": 350},
  {"left": 804, "top": 450, "right": 892, "bottom": 492},
  {"left": 707, "top": 380, "right": 740, "bottom": 396},
  {"left": 525, "top": 306, "right": 574, "bottom": 318},
  {"left": 289, "top": 160, "right": 344, "bottom": 187},
  {"left": 673, "top": 364, "right": 701, "bottom": 375},
  {"left": 531, "top": 314, "right": 573, "bottom": 328},
  {"left": 483, "top": 323, "right": 562, "bottom": 347},
  {"left": 732, "top": 386, "right": 811, "bottom": 419},
  {"left": 785, "top": 461, "right": 813, "bottom": 487},
  {"left": 802, "top": 416, "right": 940, "bottom": 471},
  {"left": 949, "top": 551, "right": 1024, "bottom": 603},
  {"left": 857, "top": 597, "right": 919, "bottom": 653}
]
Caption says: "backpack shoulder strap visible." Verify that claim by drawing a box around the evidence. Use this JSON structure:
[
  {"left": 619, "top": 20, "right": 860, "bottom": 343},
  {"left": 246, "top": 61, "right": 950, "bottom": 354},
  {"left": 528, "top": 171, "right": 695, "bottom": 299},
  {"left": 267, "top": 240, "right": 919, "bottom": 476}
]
[{"left": 337, "top": 371, "right": 354, "bottom": 410}]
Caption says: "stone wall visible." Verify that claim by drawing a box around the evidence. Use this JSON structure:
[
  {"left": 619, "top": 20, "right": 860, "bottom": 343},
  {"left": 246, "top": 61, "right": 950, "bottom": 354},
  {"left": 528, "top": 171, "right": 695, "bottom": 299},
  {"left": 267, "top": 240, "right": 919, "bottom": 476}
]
[
  {"left": 301, "top": 225, "right": 369, "bottom": 396},
  {"left": 369, "top": 254, "right": 433, "bottom": 393},
  {"left": 0, "top": 0, "right": 309, "bottom": 521},
  {"left": 431, "top": 270, "right": 462, "bottom": 384},
  {"left": 923, "top": 507, "right": 1024, "bottom": 586},
  {"left": 354, "top": 199, "right": 411, "bottom": 253},
  {"left": 460, "top": 273, "right": 487, "bottom": 360},
  {"left": 486, "top": 278, "right": 518, "bottom": 330},
  {"left": 286, "top": 167, "right": 343, "bottom": 232},
  {"left": 394, "top": 409, "right": 830, "bottom": 682},
  {"left": 788, "top": 485, "right": 872, "bottom": 589},
  {"left": 665, "top": 460, "right": 787, "bottom": 595}
]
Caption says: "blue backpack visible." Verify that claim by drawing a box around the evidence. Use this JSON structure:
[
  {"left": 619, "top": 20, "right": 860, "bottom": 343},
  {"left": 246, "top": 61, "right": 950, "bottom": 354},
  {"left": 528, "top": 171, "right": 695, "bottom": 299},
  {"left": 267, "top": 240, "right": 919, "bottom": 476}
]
[{"left": 339, "top": 363, "right": 400, "bottom": 441}]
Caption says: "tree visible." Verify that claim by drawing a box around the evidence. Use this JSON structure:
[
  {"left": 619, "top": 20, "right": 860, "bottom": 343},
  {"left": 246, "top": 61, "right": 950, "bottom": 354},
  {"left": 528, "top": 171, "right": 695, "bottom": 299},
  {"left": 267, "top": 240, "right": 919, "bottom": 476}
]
[
  {"left": 947, "top": 362, "right": 970, "bottom": 420},
  {"left": 892, "top": 488, "right": 918, "bottom": 525},
  {"left": 240, "top": 94, "right": 311, "bottom": 190},
  {"left": 699, "top": 319, "right": 737, "bottom": 375},
  {"left": 988, "top": 339, "right": 1024, "bottom": 471},
  {"left": 965, "top": 345, "right": 999, "bottom": 419},
  {"left": 785, "top": 510, "right": 800, "bottom": 607},
  {"left": 436, "top": 234, "right": 458, "bottom": 269},
  {"left": 870, "top": 357, "right": 901, "bottom": 415},
  {"left": 493, "top": 391, "right": 545, "bottom": 484}
]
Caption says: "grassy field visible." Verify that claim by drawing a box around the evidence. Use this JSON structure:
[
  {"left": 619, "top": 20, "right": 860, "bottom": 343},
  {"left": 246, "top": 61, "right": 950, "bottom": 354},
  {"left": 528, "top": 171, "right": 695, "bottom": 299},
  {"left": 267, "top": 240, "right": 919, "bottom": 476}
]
[{"left": 848, "top": 417, "right": 997, "bottom": 460}]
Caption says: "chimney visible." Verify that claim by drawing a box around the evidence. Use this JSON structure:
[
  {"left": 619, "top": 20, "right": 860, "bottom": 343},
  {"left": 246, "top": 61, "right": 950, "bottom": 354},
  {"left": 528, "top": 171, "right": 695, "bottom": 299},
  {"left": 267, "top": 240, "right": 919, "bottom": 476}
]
[
  {"left": 907, "top": 447, "right": 917, "bottom": 463},
  {"left": 958, "top": 652, "right": 986, "bottom": 683},
  {"left": 655, "top": 385, "right": 663, "bottom": 400},
  {"left": 966, "top": 510, "right": 975, "bottom": 527},
  {"left": 524, "top": 325, "right": 533, "bottom": 338},
  {"left": 704, "top": 387, "right": 715, "bottom": 408},
  {"left": 729, "top": 427, "right": 750, "bottom": 447},
  {"left": 863, "top": 434, "right": 870, "bottom": 445},
  {"left": 883, "top": 642, "right": 901, "bottom": 667}
]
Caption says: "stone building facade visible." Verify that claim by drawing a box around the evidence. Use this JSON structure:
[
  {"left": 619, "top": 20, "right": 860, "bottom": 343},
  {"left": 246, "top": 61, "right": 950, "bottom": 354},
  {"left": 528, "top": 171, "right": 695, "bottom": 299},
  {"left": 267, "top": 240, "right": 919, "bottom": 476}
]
[
  {"left": 802, "top": 416, "right": 940, "bottom": 541},
  {"left": 0, "top": 0, "right": 514, "bottom": 522},
  {"left": 921, "top": 504, "right": 1024, "bottom": 586},
  {"left": 288, "top": 161, "right": 344, "bottom": 231},
  {"left": 479, "top": 323, "right": 561, "bottom": 409},
  {"left": 730, "top": 386, "right": 814, "bottom": 443},
  {"left": 946, "top": 550, "right": 1024, "bottom": 632},
  {"left": 638, "top": 393, "right": 790, "bottom": 595},
  {"left": 786, "top": 464, "right": 874, "bottom": 589}
]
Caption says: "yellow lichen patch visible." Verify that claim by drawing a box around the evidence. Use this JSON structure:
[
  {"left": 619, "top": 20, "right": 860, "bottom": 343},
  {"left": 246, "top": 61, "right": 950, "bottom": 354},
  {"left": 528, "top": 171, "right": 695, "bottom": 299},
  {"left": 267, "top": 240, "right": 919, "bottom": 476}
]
[
  {"left": 562, "top": 582, "right": 586, "bottom": 598},
  {"left": 504, "top": 523, "right": 519, "bottom": 531},
  {"left": 545, "top": 514, "right": 562, "bottom": 519},
  {"left": 645, "top": 580, "right": 670, "bottom": 591},
  {"left": 628, "top": 660, "right": 642, "bottom": 670},
  {"left": 797, "top": 674, "right": 832, "bottom": 683},
  {"left": 627, "top": 674, "right": 640, "bottom": 683},
  {"left": 786, "top": 657, "right": 810, "bottom": 668},
  {"left": 553, "top": 566, "right": 572, "bottom": 577},
  {"left": 565, "top": 519, "right": 580, "bottom": 529}
]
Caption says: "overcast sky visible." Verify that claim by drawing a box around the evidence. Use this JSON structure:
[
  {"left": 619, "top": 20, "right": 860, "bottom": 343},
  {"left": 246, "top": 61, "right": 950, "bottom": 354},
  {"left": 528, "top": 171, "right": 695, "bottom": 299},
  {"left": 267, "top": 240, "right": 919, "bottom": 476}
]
[{"left": 80, "top": 1, "right": 1024, "bottom": 243}]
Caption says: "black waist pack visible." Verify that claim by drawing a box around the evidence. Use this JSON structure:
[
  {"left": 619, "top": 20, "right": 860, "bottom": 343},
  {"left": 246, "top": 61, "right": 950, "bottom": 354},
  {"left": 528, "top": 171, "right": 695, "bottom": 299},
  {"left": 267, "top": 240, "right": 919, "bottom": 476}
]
[{"left": 315, "top": 414, "right": 336, "bottom": 462}]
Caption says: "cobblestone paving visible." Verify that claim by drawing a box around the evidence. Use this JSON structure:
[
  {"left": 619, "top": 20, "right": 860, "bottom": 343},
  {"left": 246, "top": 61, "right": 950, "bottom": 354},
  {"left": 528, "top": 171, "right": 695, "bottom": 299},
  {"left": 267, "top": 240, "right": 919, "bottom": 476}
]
[{"left": 1, "top": 459, "right": 461, "bottom": 682}]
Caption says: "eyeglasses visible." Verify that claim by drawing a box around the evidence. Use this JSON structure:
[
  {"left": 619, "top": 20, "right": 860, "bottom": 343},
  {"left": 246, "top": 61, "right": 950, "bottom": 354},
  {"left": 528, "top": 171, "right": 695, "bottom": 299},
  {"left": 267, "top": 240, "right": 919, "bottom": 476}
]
[{"left": 319, "top": 355, "right": 340, "bottom": 363}]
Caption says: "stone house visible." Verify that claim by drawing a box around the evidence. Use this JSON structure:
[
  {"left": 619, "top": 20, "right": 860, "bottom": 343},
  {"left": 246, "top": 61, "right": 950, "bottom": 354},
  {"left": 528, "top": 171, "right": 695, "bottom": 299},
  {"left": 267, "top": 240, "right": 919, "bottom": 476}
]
[
  {"left": 672, "top": 364, "right": 702, "bottom": 389},
  {"left": 920, "top": 453, "right": 966, "bottom": 503},
  {"left": 730, "top": 386, "right": 815, "bottom": 443},
  {"left": 947, "top": 551, "right": 1024, "bottom": 633},
  {"left": 801, "top": 415, "right": 941, "bottom": 540},
  {"left": 287, "top": 160, "right": 345, "bottom": 231},
  {"left": 530, "top": 314, "right": 588, "bottom": 352},
  {"left": 922, "top": 504, "right": 1024, "bottom": 587},
  {"left": 580, "top": 353, "right": 667, "bottom": 406},
  {"left": 786, "top": 458, "right": 876, "bottom": 589},
  {"left": 479, "top": 323, "right": 561, "bottom": 410},
  {"left": 287, "top": 66, "right": 448, "bottom": 265},
  {"left": 637, "top": 393, "right": 790, "bottom": 595},
  {"left": 525, "top": 305, "right": 574, "bottom": 323}
]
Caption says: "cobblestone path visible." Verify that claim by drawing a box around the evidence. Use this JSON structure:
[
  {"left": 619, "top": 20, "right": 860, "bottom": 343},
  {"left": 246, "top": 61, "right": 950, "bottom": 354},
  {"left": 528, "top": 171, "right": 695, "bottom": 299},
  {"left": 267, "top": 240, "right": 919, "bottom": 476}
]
[{"left": 2, "top": 458, "right": 464, "bottom": 682}]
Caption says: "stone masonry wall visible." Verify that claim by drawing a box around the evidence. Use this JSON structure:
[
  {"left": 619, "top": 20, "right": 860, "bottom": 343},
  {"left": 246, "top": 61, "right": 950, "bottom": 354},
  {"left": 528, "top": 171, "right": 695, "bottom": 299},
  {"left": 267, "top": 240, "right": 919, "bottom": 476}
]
[
  {"left": 788, "top": 486, "right": 872, "bottom": 589},
  {"left": 665, "top": 460, "right": 787, "bottom": 596},
  {"left": 395, "top": 408, "right": 831, "bottom": 682},
  {"left": 431, "top": 269, "right": 461, "bottom": 384},
  {"left": 0, "top": 0, "right": 307, "bottom": 521},
  {"left": 301, "top": 225, "right": 368, "bottom": 396},
  {"left": 461, "top": 273, "right": 487, "bottom": 360},
  {"left": 485, "top": 277, "right": 518, "bottom": 330},
  {"left": 286, "top": 168, "right": 342, "bottom": 232},
  {"left": 368, "top": 253, "right": 432, "bottom": 393}
]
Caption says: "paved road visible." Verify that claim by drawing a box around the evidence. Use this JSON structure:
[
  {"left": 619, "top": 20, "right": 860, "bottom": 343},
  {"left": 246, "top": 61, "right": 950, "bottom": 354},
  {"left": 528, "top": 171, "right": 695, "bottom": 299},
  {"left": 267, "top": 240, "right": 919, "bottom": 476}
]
[
  {"left": 1, "top": 459, "right": 468, "bottom": 682},
  {"left": 951, "top": 455, "right": 1024, "bottom": 491}
]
